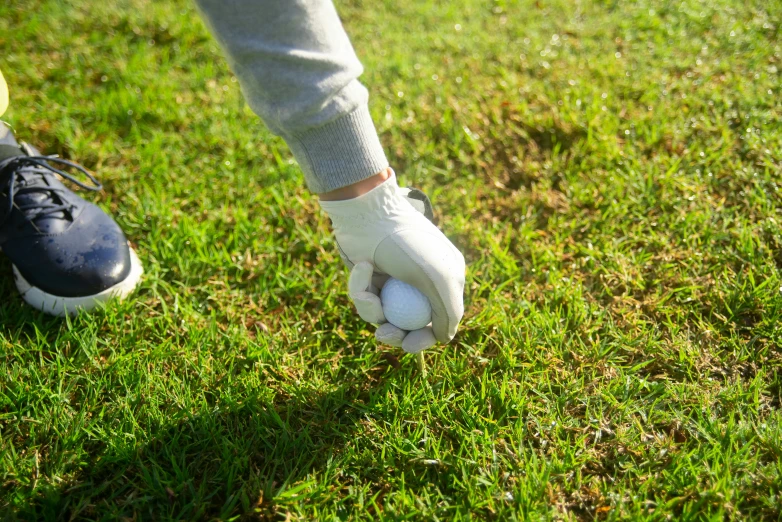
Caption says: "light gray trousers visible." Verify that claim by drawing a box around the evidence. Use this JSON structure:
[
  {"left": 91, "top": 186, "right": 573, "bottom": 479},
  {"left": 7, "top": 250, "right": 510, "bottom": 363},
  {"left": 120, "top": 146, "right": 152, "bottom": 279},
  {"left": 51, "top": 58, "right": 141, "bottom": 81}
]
[{"left": 195, "top": 0, "right": 389, "bottom": 194}]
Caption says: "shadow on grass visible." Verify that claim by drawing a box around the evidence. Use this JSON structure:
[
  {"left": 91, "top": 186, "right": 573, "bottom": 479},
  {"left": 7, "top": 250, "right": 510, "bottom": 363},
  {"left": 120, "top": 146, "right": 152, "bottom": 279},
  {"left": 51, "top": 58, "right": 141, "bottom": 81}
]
[
  {"left": 13, "top": 373, "right": 384, "bottom": 521},
  {"left": 0, "top": 251, "right": 396, "bottom": 520}
]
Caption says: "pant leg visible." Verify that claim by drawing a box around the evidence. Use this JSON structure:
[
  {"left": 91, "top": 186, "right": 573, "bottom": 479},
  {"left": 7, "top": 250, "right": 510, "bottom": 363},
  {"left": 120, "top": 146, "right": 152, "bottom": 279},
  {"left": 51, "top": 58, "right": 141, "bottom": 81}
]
[{"left": 194, "top": 0, "right": 388, "bottom": 193}]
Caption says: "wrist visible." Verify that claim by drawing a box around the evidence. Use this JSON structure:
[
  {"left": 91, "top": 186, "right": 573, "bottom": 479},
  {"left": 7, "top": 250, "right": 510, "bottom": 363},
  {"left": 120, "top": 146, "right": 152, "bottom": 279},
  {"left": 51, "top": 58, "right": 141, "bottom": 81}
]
[{"left": 319, "top": 167, "right": 392, "bottom": 201}]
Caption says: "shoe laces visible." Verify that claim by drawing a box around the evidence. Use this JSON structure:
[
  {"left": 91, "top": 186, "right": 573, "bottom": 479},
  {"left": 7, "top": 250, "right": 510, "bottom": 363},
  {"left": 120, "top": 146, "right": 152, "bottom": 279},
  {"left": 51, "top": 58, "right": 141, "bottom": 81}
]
[{"left": 0, "top": 154, "right": 102, "bottom": 228}]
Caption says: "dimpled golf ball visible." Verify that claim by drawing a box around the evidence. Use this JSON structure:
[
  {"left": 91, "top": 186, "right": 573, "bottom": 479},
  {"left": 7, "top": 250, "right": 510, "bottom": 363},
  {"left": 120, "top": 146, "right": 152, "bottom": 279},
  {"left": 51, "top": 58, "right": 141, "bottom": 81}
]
[{"left": 380, "top": 278, "right": 432, "bottom": 331}]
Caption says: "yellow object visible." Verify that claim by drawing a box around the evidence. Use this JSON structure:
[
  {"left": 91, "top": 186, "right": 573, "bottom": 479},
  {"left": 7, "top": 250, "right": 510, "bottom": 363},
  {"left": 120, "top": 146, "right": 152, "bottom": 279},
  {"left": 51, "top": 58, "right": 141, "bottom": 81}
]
[{"left": 0, "top": 68, "right": 8, "bottom": 117}]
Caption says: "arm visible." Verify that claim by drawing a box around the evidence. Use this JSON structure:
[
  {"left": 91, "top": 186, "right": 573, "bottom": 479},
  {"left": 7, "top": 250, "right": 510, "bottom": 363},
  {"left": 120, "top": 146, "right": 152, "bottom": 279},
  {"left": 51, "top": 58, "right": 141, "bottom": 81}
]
[
  {"left": 195, "top": 0, "right": 465, "bottom": 351},
  {"left": 193, "top": 0, "right": 388, "bottom": 194}
]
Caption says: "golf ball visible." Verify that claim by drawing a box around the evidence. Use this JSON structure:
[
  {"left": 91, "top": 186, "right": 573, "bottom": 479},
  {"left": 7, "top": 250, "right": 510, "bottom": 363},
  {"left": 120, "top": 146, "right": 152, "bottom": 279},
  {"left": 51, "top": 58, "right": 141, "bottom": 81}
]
[{"left": 380, "top": 278, "right": 432, "bottom": 331}]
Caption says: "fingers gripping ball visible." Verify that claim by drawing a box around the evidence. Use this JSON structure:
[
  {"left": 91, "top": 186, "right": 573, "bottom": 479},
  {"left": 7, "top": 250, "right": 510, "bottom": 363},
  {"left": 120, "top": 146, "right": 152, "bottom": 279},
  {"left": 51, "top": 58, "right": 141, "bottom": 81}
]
[
  {"left": 348, "top": 262, "right": 438, "bottom": 353},
  {"left": 328, "top": 174, "right": 465, "bottom": 354}
]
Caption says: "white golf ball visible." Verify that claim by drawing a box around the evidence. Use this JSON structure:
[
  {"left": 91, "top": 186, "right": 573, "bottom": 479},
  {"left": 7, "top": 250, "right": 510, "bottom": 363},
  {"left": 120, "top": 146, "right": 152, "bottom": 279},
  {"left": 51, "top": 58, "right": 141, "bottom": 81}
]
[{"left": 380, "top": 278, "right": 432, "bottom": 331}]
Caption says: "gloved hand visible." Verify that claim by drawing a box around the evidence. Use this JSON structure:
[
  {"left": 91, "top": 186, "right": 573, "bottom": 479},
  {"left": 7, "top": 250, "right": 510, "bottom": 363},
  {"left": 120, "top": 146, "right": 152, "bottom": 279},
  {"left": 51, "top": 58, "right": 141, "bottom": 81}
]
[{"left": 319, "top": 172, "right": 465, "bottom": 353}]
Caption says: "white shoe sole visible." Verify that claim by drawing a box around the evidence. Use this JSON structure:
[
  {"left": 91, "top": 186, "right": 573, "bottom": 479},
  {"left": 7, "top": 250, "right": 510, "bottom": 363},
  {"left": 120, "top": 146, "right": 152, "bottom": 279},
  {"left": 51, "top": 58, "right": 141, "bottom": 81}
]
[{"left": 12, "top": 246, "right": 143, "bottom": 317}]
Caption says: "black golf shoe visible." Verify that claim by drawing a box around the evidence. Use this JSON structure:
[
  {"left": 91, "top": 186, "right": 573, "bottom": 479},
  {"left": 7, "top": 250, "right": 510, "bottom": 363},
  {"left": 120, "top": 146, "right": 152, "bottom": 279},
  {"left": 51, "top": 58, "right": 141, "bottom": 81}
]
[{"left": 0, "top": 135, "right": 142, "bottom": 316}]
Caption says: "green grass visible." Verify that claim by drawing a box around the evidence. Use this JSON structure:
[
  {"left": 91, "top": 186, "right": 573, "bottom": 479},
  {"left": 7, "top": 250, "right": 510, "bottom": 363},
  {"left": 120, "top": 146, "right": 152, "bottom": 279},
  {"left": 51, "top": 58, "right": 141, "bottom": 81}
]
[{"left": 1, "top": 0, "right": 781, "bottom": 519}]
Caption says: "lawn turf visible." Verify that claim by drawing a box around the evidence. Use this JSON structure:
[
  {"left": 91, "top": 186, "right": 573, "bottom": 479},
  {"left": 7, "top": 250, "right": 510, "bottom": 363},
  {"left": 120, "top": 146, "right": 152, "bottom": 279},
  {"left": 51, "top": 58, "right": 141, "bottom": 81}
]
[{"left": 1, "top": 0, "right": 782, "bottom": 519}]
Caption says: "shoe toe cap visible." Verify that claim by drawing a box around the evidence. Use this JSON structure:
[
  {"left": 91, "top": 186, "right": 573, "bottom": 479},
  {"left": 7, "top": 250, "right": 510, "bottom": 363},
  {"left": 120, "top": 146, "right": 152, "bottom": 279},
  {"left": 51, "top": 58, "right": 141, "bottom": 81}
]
[{"left": 6, "top": 204, "right": 133, "bottom": 298}]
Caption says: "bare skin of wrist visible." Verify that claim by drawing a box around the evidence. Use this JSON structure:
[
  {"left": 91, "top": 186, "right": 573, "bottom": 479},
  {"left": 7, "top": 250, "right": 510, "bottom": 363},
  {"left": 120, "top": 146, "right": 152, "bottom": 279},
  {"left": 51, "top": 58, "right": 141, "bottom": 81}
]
[{"left": 319, "top": 167, "right": 392, "bottom": 201}]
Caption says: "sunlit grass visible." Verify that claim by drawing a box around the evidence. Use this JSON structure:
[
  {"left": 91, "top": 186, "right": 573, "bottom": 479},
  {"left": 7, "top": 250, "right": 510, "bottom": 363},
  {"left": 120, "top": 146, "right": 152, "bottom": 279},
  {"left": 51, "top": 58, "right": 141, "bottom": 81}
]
[{"left": 1, "top": 0, "right": 781, "bottom": 519}]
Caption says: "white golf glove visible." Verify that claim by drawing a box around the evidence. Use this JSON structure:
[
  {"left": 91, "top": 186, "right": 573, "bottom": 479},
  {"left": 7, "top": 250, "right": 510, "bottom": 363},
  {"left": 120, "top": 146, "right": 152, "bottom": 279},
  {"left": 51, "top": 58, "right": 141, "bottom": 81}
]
[{"left": 319, "top": 172, "right": 465, "bottom": 353}]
